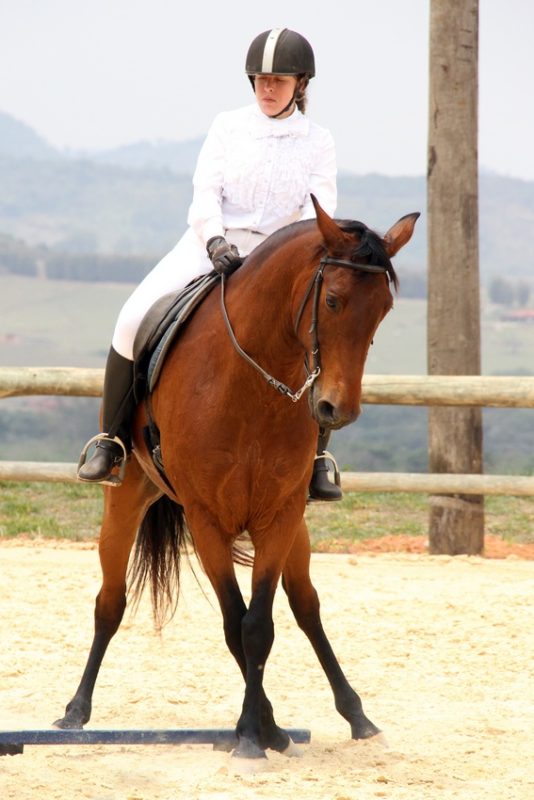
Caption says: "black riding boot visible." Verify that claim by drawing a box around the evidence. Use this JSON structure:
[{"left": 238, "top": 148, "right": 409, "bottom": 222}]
[
  {"left": 77, "top": 347, "right": 136, "bottom": 485},
  {"left": 308, "top": 428, "right": 343, "bottom": 502}
]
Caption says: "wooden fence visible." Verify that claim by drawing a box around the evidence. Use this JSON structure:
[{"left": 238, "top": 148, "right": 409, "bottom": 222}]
[{"left": 1, "top": 367, "right": 534, "bottom": 496}]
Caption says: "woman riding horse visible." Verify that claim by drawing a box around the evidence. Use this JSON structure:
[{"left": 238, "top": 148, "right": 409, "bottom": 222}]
[{"left": 78, "top": 27, "right": 342, "bottom": 500}]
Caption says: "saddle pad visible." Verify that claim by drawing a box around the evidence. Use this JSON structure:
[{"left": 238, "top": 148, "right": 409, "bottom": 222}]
[{"left": 133, "top": 271, "right": 220, "bottom": 394}]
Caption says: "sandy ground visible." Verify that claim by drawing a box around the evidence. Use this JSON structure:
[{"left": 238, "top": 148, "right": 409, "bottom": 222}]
[{"left": 1, "top": 541, "right": 533, "bottom": 800}]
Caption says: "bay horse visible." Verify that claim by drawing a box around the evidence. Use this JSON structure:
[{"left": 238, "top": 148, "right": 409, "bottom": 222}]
[{"left": 55, "top": 196, "right": 419, "bottom": 759}]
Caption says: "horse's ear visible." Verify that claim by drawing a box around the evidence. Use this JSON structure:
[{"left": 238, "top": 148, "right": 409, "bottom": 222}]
[
  {"left": 383, "top": 212, "right": 420, "bottom": 257},
  {"left": 311, "top": 193, "right": 351, "bottom": 250}
]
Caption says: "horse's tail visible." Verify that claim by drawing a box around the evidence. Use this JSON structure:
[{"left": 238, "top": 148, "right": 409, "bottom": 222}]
[{"left": 127, "top": 495, "right": 188, "bottom": 631}]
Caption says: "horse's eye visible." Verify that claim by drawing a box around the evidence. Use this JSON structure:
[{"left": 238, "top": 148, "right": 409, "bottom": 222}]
[{"left": 325, "top": 294, "right": 338, "bottom": 310}]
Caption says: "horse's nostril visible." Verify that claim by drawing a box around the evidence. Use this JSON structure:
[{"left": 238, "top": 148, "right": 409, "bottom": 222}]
[{"left": 317, "top": 400, "right": 337, "bottom": 424}]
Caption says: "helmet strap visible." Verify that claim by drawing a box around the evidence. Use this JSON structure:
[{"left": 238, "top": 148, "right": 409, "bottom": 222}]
[{"left": 266, "top": 89, "right": 297, "bottom": 119}]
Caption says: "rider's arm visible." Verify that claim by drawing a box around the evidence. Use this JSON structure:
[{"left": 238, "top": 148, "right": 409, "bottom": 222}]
[{"left": 187, "top": 113, "right": 227, "bottom": 244}]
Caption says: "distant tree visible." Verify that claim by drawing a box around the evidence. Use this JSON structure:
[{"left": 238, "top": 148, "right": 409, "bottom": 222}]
[
  {"left": 39, "top": 251, "right": 154, "bottom": 283},
  {"left": 0, "top": 236, "right": 38, "bottom": 276},
  {"left": 489, "top": 277, "right": 515, "bottom": 306}
]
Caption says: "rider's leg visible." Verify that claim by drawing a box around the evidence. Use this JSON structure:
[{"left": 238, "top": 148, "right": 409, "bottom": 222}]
[
  {"left": 77, "top": 347, "right": 135, "bottom": 483},
  {"left": 78, "top": 229, "right": 211, "bottom": 484},
  {"left": 309, "top": 427, "right": 343, "bottom": 502}
]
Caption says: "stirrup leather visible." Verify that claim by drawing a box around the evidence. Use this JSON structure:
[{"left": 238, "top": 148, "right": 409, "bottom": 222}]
[
  {"left": 314, "top": 449, "right": 341, "bottom": 487},
  {"left": 77, "top": 433, "right": 128, "bottom": 487}
]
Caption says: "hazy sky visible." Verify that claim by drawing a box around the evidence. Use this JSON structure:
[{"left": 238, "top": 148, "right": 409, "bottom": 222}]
[{"left": 1, "top": 0, "right": 533, "bottom": 179}]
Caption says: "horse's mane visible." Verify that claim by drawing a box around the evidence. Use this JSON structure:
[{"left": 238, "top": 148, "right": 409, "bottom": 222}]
[
  {"left": 338, "top": 220, "right": 399, "bottom": 291},
  {"left": 246, "top": 218, "right": 399, "bottom": 291}
]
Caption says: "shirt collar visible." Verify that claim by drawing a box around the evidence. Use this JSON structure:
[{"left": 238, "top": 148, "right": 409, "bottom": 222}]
[{"left": 248, "top": 104, "right": 310, "bottom": 139}]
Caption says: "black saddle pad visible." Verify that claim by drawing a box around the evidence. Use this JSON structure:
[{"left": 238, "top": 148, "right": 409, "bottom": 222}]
[{"left": 133, "top": 271, "right": 220, "bottom": 395}]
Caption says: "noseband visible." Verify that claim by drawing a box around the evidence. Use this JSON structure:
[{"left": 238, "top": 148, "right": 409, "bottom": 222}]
[{"left": 220, "top": 253, "right": 390, "bottom": 403}]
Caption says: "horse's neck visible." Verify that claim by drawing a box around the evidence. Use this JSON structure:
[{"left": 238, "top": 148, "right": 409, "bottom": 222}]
[
  {"left": 231, "top": 234, "right": 315, "bottom": 360},
  {"left": 239, "top": 228, "right": 318, "bottom": 312}
]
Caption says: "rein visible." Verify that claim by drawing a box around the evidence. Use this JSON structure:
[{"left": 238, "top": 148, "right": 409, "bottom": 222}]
[{"left": 220, "top": 253, "right": 389, "bottom": 403}]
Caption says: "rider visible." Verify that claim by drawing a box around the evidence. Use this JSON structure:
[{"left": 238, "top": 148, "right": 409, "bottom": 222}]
[{"left": 78, "top": 27, "right": 342, "bottom": 501}]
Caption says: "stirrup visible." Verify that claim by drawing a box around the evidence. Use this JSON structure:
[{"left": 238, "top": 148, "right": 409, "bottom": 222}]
[
  {"left": 77, "top": 433, "right": 128, "bottom": 487},
  {"left": 314, "top": 450, "right": 341, "bottom": 487}
]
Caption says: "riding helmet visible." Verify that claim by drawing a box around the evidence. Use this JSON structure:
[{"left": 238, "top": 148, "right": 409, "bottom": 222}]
[{"left": 245, "top": 28, "right": 315, "bottom": 78}]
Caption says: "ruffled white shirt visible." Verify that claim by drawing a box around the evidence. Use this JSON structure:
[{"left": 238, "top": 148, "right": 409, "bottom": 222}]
[{"left": 187, "top": 103, "right": 337, "bottom": 244}]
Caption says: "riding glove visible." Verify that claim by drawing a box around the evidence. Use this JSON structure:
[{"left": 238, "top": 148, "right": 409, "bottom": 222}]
[{"left": 206, "top": 236, "right": 243, "bottom": 276}]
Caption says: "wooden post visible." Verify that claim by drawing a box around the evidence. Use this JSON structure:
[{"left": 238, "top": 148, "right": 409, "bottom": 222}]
[{"left": 427, "top": 0, "right": 483, "bottom": 554}]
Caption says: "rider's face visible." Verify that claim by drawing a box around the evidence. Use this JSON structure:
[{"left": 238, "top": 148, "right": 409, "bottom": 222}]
[{"left": 253, "top": 74, "right": 298, "bottom": 119}]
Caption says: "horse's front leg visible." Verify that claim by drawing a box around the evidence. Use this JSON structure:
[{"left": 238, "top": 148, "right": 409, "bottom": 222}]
[
  {"left": 234, "top": 576, "right": 278, "bottom": 758},
  {"left": 282, "top": 519, "right": 380, "bottom": 740},
  {"left": 231, "top": 519, "right": 308, "bottom": 760},
  {"left": 190, "top": 517, "right": 292, "bottom": 757},
  {"left": 54, "top": 460, "right": 160, "bottom": 728}
]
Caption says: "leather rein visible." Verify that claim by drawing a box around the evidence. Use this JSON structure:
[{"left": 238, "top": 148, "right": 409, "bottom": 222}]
[{"left": 220, "top": 253, "right": 390, "bottom": 403}]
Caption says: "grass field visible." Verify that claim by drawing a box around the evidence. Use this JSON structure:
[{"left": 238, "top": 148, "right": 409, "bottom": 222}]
[
  {"left": 0, "top": 274, "right": 133, "bottom": 368},
  {"left": 1, "top": 481, "right": 533, "bottom": 549}
]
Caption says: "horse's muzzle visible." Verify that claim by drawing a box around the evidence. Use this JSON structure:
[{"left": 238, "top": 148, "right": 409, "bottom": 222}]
[{"left": 310, "top": 391, "right": 361, "bottom": 430}]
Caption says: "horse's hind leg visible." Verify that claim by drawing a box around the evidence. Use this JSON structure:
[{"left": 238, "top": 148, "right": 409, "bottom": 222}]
[
  {"left": 282, "top": 520, "right": 380, "bottom": 740},
  {"left": 54, "top": 459, "right": 160, "bottom": 729}
]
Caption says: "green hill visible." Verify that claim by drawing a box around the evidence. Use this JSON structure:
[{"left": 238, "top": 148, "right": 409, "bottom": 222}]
[{"left": 0, "top": 111, "right": 60, "bottom": 160}]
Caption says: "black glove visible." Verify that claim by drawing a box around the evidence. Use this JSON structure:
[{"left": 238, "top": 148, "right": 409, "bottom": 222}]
[{"left": 206, "top": 236, "right": 243, "bottom": 276}]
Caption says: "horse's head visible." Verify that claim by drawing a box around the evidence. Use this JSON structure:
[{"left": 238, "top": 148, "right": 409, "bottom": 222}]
[{"left": 300, "top": 195, "right": 419, "bottom": 430}]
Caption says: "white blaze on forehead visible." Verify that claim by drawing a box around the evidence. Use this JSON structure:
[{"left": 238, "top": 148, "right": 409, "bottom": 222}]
[{"left": 261, "top": 28, "right": 285, "bottom": 73}]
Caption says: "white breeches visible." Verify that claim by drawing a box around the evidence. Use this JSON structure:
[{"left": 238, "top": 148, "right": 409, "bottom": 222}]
[{"left": 111, "top": 227, "right": 266, "bottom": 360}]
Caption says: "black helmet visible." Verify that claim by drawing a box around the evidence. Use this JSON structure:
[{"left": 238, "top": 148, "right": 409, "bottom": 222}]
[{"left": 245, "top": 28, "right": 315, "bottom": 78}]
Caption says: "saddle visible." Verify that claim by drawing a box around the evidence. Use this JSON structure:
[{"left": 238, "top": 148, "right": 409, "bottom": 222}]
[
  {"left": 133, "top": 271, "right": 220, "bottom": 398},
  {"left": 132, "top": 271, "right": 220, "bottom": 486}
]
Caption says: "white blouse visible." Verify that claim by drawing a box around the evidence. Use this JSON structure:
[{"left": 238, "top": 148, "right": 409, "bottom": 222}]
[{"left": 187, "top": 103, "right": 337, "bottom": 245}]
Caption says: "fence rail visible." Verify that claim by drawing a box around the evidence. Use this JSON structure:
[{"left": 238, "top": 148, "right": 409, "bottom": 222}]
[
  {"left": 2, "top": 367, "right": 534, "bottom": 407},
  {"left": 1, "top": 368, "right": 534, "bottom": 495},
  {"left": 0, "top": 460, "right": 533, "bottom": 497}
]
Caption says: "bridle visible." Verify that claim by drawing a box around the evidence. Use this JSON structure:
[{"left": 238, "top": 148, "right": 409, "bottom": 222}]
[{"left": 220, "top": 253, "right": 390, "bottom": 403}]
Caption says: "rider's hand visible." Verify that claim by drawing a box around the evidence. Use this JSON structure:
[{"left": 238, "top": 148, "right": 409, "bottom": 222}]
[{"left": 206, "top": 236, "right": 243, "bottom": 276}]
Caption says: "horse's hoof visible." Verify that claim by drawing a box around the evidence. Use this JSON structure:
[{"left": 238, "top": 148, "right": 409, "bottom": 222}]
[
  {"left": 351, "top": 717, "right": 381, "bottom": 740},
  {"left": 52, "top": 714, "right": 85, "bottom": 730},
  {"left": 53, "top": 699, "right": 90, "bottom": 729},
  {"left": 231, "top": 736, "right": 269, "bottom": 776},
  {"left": 232, "top": 736, "right": 267, "bottom": 760},
  {"left": 53, "top": 719, "right": 79, "bottom": 730}
]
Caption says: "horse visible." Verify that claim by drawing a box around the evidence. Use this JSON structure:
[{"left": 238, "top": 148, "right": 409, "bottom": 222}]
[{"left": 54, "top": 196, "right": 419, "bottom": 759}]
